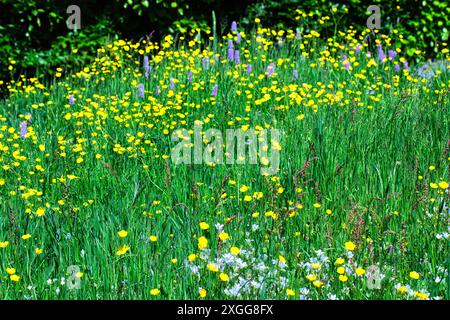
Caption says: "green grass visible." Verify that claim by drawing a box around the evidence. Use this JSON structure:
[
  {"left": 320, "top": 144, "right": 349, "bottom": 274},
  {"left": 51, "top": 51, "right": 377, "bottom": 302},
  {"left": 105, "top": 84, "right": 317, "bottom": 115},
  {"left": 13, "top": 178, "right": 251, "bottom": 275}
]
[{"left": 0, "top": 26, "right": 449, "bottom": 300}]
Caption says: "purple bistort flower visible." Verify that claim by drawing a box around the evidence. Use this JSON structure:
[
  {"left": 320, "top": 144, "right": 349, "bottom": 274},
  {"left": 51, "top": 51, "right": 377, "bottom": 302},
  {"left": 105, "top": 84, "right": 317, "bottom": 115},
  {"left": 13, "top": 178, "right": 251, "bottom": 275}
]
[
  {"left": 342, "top": 55, "right": 350, "bottom": 70},
  {"left": 231, "top": 21, "right": 238, "bottom": 33},
  {"left": 20, "top": 121, "right": 28, "bottom": 138},
  {"left": 236, "top": 33, "right": 241, "bottom": 44},
  {"left": 212, "top": 84, "right": 218, "bottom": 97},
  {"left": 138, "top": 83, "right": 145, "bottom": 98},
  {"left": 202, "top": 57, "right": 209, "bottom": 69},
  {"left": 266, "top": 63, "right": 275, "bottom": 77},
  {"left": 234, "top": 50, "right": 240, "bottom": 65},
  {"left": 246, "top": 64, "right": 252, "bottom": 74},
  {"left": 227, "top": 40, "right": 235, "bottom": 61},
  {"left": 377, "top": 44, "right": 386, "bottom": 63},
  {"left": 143, "top": 55, "right": 150, "bottom": 78},
  {"left": 388, "top": 50, "right": 397, "bottom": 60}
]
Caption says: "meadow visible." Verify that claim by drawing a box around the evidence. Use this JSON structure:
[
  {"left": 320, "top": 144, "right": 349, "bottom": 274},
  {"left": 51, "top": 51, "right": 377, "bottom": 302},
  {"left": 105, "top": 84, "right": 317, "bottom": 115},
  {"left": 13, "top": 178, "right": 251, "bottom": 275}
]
[{"left": 0, "top": 14, "right": 449, "bottom": 300}]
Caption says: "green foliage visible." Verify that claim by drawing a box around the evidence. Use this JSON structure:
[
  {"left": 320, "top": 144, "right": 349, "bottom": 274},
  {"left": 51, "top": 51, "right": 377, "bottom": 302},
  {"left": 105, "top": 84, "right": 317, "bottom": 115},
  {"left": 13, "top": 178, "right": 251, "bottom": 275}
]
[
  {"left": 0, "top": 0, "right": 448, "bottom": 86},
  {"left": 244, "top": 0, "right": 449, "bottom": 57}
]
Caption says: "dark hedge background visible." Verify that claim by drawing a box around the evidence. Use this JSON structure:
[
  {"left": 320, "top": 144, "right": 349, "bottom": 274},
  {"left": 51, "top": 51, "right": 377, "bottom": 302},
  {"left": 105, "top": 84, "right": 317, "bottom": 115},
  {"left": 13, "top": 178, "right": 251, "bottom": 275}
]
[{"left": 0, "top": 0, "right": 449, "bottom": 84}]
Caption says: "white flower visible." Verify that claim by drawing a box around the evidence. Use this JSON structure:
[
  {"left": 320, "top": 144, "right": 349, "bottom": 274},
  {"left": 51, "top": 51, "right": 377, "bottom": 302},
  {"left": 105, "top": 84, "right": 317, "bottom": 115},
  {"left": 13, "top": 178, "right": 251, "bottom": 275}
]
[
  {"left": 215, "top": 223, "right": 224, "bottom": 233},
  {"left": 299, "top": 288, "right": 310, "bottom": 295}
]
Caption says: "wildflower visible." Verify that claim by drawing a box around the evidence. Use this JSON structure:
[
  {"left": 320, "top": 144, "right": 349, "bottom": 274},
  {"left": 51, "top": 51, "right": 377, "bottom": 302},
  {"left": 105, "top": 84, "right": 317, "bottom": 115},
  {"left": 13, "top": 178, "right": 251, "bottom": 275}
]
[
  {"left": 169, "top": 78, "right": 175, "bottom": 90},
  {"left": 438, "top": 181, "right": 449, "bottom": 189},
  {"left": 188, "top": 70, "right": 193, "bottom": 82},
  {"left": 188, "top": 253, "right": 197, "bottom": 262},
  {"left": 36, "top": 207, "right": 45, "bottom": 217},
  {"left": 231, "top": 21, "right": 238, "bottom": 33},
  {"left": 355, "top": 268, "right": 365, "bottom": 276},
  {"left": 117, "top": 230, "right": 128, "bottom": 238},
  {"left": 69, "top": 95, "right": 75, "bottom": 105},
  {"left": 207, "top": 263, "right": 219, "bottom": 272},
  {"left": 219, "top": 273, "right": 229, "bottom": 282},
  {"left": 116, "top": 244, "right": 130, "bottom": 255},
  {"left": 397, "top": 285, "right": 409, "bottom": 294},
  {"left": 339, "top": 275, "right": 348, "bottom": 282},
  {"left": 199, "top": 222, "right": 209, "bottom": 230},
  {"left": 199, "top": 288, "right": 207, "bottom": 298},
  {"left": 20, "top": 121, "right": 28, "bottom": 138},
  {"left": 198, "top": 236, "right": 208, "bottom": 250},
  {"left": 395, "top": 64, "right": 400, "bottom": 72},
  {"left": 306, "top": 274, "right": 317, "bottom": 281},
  {"left": 377, "top": 44, "right": 386, "bottom": 63},
  {"left": 228, "top": 39, "right": 234, "bottom": 50},
  {"left": 292, "top": 69, "right": 298, "bottom": 81},
  {"left": 414, "top": 291, "right": 429, "bottom": 300},
  {"left": 234, "top": 50, "right": 240, "bottom": 65},
  {"left": 149, "top": 235, "right": 157, "bottom": 242},
  {"left": 22, "top": 234, "right": 31, "bottom": 240},
  {"left": 35, "top": 248, "right": 43, "bottom": 255},
  {"left": 228, "top": 48, "right": 234, "bottom": 61},
  {"left": 227, "top": 40, "right": 234, "bottom": 61},
  {"left": 266, "top": 63, "right": 275, "bottom": 77},
  {"left": 10, "top": 274, "right": 20, "bottom": 282},
  {"left": 230, "top": 247, "right": 240, "bottom": 255},
  {"left": 342, "top": 55, "right": 350, "bottom": 70},
  {"left": 388, "top": 50, "right": 397, "bottom": 60},
  {"left": 143, "top": 55, "right": 150, "bottom": 78},
  {"left": 337, "top": 267, "right": 345, "bottom": 274},
  {"left": 6, "top": 267, "right": 16, "bottom": 275},
  {"left": 240, "top": 185, "right": 249, "bottom": 192},
  {"left": 344, "top": 241, "right": 356, "bottom": 251},
  {"left": 211, "top": 84, "right": 218, "bottom": 97},
  {"left": 246, "top": 64, "right": 252, "bottom": 74},
  {"left": 313, "top": 280, "right": 324, "bottom": 288},
  {"left": 236, "top": 33, "right": 241, "bottom": 44},
  {"left": 155, "top": 86, "right": 160, "bottom": 95},
  {"left": 138, "top": 83, "right": 145, "bottom": 98},
  {"left": 0, "top": 241, "right": 8, "bottom": 248},
  {"left": 150, "top": 288, "right": 160, "bottom": 296},
  {"left": 202, "top": 57, "right": 209, "bottom": 69},
  {"left": 286, "top": 289, "right": 295, "bottom": 296},
  {"left": 409, "top": 271, "right": 420, "bottom": 280},
  {"left": 219, "top": 232, "right": 230, "bottom": 241},
  {"left": 355, "top": 44, "right": 361, "bottom": 54}
]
